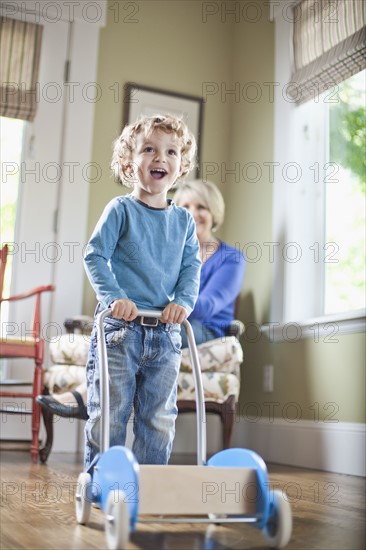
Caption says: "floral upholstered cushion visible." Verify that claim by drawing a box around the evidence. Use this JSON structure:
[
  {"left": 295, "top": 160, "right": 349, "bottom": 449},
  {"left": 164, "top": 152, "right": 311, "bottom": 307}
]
[
  {"left": 44, "top": 365, "right": 85, "bottom": 393},
  {"left": 178, "top": 336, "right": 243, "bottom": 403},
  {"left": 44, "top": 332, "right": 243, "bottom": 403},
  {"left": 49, "top": 334, "right": 90, "bottom": 365},
  {"left": 177, "top": 371, "right": 240, "bottom": 403},
  {"left": 180, "top": 336, "right": 243, "bottom": 377},
  {"left": 45, "top": 334, "right": 90, "bottom": 392}
]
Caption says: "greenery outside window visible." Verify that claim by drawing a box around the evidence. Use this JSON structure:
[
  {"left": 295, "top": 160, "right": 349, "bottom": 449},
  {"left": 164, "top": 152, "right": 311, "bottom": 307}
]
[{"left": 325, "top": 70, "right": 366, "bottom": 315}]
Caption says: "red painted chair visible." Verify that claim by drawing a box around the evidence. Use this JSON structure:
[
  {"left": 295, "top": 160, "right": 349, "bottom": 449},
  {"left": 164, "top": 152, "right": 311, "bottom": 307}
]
[{"left": 0, "top": 244, "right": 55, "bottom": 462}]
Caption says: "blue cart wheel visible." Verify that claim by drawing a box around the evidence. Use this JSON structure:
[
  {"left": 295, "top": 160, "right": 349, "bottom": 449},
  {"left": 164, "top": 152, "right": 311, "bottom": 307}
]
[
  {"left": 75, "top": 472, "right": 92, "bottom": 525},
  {"left": 262, "top": 490, "right": 292, "bottom": 549},
  {"left": 105, "top": 490, "right": 130, "bottom": 550}
]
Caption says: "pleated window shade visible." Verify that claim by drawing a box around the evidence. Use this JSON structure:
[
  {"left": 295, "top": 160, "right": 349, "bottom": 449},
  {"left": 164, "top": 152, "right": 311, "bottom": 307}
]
[
  {"left": 0, "top": 17, "right": 43, "bottom": 121},
  {"left": 290, "top": 0, "right": 366, "bottom": 104}
]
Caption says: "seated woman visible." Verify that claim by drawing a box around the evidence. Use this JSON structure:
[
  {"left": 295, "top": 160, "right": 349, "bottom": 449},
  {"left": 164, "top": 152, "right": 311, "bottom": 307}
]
[
  {"left": 37, "top": 179, "right": 245, "bottom": 419},
  {"left": 175, "top": 179, "right": 245, "bottom": 348}
]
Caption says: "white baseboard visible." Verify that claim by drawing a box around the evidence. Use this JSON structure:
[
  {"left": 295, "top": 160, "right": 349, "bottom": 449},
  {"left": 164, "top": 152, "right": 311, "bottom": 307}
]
[
  {"left": 48, "top": 419, "right": 366, "bottom": 477},
  {"left": 232, "top": 418, "right": 366, "bottom": 477}
]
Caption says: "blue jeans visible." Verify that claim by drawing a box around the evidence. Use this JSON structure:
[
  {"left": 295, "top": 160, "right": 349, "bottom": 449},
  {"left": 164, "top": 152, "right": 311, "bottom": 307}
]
[{"left": 84, "top": 316, "right": 182, "bottom": 469}]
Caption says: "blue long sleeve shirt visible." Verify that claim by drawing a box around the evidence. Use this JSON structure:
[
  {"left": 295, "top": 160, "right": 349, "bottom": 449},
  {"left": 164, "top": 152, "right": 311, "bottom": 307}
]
[
  {"left": 84, "top": 195, "right": 201, "bottom": 314},
  {"left": 189, "top": 241, "right": 245, "bottom": 337}
]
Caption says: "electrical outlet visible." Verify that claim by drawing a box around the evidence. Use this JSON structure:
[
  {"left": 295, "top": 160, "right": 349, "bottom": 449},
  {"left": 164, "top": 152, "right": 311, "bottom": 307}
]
[{"left": 263, "top": 365, "right": 274, "bottom": 392}]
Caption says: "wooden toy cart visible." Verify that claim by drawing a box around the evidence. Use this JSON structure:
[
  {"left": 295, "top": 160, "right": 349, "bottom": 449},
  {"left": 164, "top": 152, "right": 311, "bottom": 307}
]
[{"left": 75, "top": 308, "right": 292, "bottom": 549}]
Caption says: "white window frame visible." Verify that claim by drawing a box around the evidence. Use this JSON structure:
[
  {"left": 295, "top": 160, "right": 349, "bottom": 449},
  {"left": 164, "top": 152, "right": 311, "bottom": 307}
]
[{"left": 266, "top": 1, "right": 366, "bottom": 341}]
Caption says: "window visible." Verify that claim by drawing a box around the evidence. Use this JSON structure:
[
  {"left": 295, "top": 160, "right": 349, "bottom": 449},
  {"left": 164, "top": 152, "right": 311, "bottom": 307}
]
[
  {"left": 269, "top": 3, "right": 365, "bottom": 339},
  {"left": 0, "top": 16, "right": 42, "bottom": 319},
  {"left": 0, "top": 116, "right": 26, "bottom": 297},
  {"left": 325, "top": 70, "right": 366, "bottom": 315}
]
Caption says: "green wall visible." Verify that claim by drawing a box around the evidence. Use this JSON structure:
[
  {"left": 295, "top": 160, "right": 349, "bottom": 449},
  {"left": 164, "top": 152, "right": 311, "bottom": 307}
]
[
  {"left": 83, "top": 0, "right": 234, "bottom": 311},
  {"left": 84, "top": 0, "right": 365, "bottom": 424},
  {"left": 239, "top": 331, "right": 366, "bottom": 423}
]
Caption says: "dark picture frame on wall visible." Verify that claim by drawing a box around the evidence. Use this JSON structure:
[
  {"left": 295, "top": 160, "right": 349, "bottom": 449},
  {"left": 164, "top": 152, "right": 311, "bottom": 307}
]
[{"left": 123, "top": 83, "right": 204, "bottom": 178}]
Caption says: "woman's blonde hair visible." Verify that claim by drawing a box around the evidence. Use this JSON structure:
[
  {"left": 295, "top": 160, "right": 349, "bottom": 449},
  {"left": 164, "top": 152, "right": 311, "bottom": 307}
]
[
  {"left": 111, "top": 114, "right": 197, "bottom": 187},
  {"left": 174, "top": 179, "right": 225, "bottom": 231}
]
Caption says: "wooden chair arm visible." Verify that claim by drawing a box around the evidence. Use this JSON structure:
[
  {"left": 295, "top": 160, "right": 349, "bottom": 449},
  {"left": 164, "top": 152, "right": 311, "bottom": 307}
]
[
  {"left": 0, "top": 285, "right": 55, "bottom": 303},
  {"left": 0, "top": 285, "right": 55, "bottom": 341}
]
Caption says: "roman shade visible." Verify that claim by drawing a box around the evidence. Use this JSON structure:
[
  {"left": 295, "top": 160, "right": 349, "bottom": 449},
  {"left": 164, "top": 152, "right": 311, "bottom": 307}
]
[
  {"left": 0, "top": 17, "right": 43, "bottom": 121},
  {"left": 290, "top": 0, "right": 366, "bottom": 104}
]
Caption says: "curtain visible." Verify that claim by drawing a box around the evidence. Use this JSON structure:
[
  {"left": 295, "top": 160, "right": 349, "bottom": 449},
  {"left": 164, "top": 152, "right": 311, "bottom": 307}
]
[
  {"left": 0, "top": 17, "right": 43, "bottom": 121},
  {"left": 290, "top": 0, "right": 366, "bottom": 104}
]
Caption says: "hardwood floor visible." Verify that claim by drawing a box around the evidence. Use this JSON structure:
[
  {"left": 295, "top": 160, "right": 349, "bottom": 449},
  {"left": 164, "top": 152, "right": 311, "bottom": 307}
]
[{"left": 0, "top": 450, "right": 365, "bottom": 549}]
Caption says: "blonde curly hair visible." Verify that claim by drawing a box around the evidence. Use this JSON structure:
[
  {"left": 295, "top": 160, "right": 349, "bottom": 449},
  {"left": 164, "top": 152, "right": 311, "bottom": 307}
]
[{"left": 111, "top": 114, "right": 197, "bottom": 187}]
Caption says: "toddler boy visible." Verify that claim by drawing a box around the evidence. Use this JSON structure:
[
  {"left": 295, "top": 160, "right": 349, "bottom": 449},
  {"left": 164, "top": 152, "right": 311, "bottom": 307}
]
[{"left": 83, "top": 114, "right": 201, "bottom": 467}]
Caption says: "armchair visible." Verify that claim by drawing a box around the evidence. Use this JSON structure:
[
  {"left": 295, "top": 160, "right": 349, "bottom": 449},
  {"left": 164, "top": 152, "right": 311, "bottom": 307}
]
[
  {"left": 39, "top": 313, "right": 244, "bottom": 462},
  {"left": 177, "top": 321, "right": 244, "bottom": 449},
  {"left": 0, "top": 244, "right": 55, "bottom": 462},
  {"left": 38, "top": 317, "right": 91, "bottom": 462}
]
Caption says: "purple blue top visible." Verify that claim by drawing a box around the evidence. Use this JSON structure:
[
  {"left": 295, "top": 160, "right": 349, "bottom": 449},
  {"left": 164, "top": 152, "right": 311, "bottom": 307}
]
[{"left": 189, "top": 241, "right": 246, "bottom": 337}]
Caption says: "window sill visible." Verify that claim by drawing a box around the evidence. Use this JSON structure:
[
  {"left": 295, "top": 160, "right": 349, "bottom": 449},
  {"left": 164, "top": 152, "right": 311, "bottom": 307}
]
[{"left": 261, "top": 309, "right": 366, "bottom": 343}]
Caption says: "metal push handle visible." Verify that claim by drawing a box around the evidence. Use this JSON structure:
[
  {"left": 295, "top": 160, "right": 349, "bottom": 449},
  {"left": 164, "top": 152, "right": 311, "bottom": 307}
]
[{"left": 96, "top": 308, "right": 207, "bottom": 465}]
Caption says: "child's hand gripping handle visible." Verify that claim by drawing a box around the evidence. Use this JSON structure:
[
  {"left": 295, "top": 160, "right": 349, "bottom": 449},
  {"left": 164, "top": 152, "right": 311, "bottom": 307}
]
[{"left": 96, "top": 308, "right": 207, "bottom": 465}]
